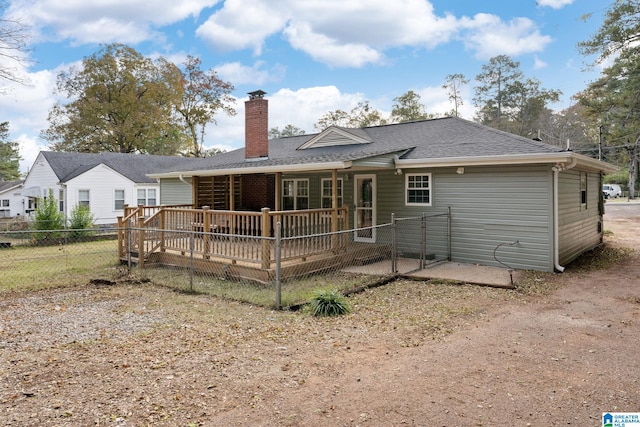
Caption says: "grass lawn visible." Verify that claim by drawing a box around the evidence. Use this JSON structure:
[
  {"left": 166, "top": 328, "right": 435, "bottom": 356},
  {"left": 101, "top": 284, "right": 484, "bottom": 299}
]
[{"left": 0, "top": 239, "right": 121, "bottom": 292}]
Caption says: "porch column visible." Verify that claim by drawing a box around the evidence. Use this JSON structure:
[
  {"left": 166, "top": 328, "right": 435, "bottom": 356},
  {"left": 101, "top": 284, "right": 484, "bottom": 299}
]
[
  {"left": 192, "top": 176, "right": 198, "bottom": 208},
  {"left": 229, "top": 175, "right": 235, "bottom": 210},
  {"left": 275, "top": 172, "right": 282, "bottom": 211},
  {"left": 229, "top": 175, "right": 236, "bottom": 233}
]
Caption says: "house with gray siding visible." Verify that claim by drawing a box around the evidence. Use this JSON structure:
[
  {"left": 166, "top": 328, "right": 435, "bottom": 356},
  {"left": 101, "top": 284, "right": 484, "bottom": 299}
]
[{"left": 149, "top": 91, "right": 617, "bottom": 273}]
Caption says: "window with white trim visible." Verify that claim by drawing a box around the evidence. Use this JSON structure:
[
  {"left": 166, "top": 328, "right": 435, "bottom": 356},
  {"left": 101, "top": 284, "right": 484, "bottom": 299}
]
[
  {"left": 405, "top": 173, "right": 432, "bottom": 206},
  {"left": 59, "top": 189, "right": 64, "bottom": 212},
  {"left": 137, "top": 189, "right": 157, "bottom": 206},
  {"left": 114, "top": 189, "right": 125, "bottom": 210},
  {"left": 78, "top": 189, "right": 90, "bottom": 208},
  {"left": 1, "top": 199, "right": 9, "bottom": 207},
  {"left": 282, "top": 179, "right": 309, "bottom": 210},
  {"left": 321, "top": 178, "right": 343, "bottom": 208}
]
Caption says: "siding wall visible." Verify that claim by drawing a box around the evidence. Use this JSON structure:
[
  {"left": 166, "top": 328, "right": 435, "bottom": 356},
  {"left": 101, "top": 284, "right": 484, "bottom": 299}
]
[
  {"left": 376, "top": 165, "right": 555, "bottom": 271},
  {"left": 160, "top": 178, "right": 193, "bottom": 205},
  {"left": 557, "top": 169, "right": 603, "bottom": 265},
  {"left": 66, "top": 164, "right": 148, "bottom": 225}
]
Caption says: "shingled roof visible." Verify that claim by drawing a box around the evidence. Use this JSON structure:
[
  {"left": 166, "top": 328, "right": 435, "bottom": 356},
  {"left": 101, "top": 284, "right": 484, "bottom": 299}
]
[
  {"left": 149, "top": 117, "right": 614, "bottom": 178},
  {"left": 39, "top": 152, "right": 196, "bottom": 183}
]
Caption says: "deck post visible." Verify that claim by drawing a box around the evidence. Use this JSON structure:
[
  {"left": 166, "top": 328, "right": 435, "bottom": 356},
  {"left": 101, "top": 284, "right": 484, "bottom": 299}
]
[
  {"left": 137, "top": 215, "right": 145, "bottom": 268},
  {"left": 331, "top": 170, "right": 339, "bottom": 252},
  {"left": 202, "top": 206, "right": 210, "bottom": 258},
  {"left": 261, "top": 207, "right": 271, "bottom": 269},
  {"left": 159, "top": 208, "right": 165, "bottom": 252},
  {"left": 117, "top": 215, "right": 124, "bottom": 258}
]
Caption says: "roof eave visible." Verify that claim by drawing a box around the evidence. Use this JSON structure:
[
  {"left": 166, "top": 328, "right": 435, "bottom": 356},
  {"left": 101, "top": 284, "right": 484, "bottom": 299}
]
[
  {"left": 395, "top": 152, "right": 618, "bottom": 174},
  {"left": 147, "top": 161, "right": 353, "bottom": 179}
]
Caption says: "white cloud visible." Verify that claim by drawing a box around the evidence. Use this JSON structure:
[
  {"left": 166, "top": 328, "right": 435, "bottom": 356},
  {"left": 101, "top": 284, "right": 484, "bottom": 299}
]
[
  {"left": 215, "top": 61, "right": 285, "bottom": 86},
  {"left": 460, "top": 14, "right": 552, "bottom": 59},
  {"left": 195, "top": 0, "right": 287, "bottom": 54},
  {"left": 194, "top": 0, "right": 551, "bottom": 68},
  {"left": 536, "top": 0, "right": 574, "bottom": 9},
  {"left": 534, "top": 55, "right": 548, "bottom": 69},
  {"left": 5, "top": 0, "right": 220, "bottom": 45},
  {"left": 202, "top": 86, "right": 367, "bottom": 151}
]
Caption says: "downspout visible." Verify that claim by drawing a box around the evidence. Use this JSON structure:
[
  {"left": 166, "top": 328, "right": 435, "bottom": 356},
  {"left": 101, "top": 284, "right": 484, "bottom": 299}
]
[
  {"left": 178, "top": 174, "right": 190, "bottom": 186},
  {"left": 552, "top": 158, "right": 577, "bottom": 273}
]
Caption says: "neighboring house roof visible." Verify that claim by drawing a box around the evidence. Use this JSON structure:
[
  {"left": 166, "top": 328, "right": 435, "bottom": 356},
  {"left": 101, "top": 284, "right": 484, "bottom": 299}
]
[
  {"left": 39, "top": 151, "right": 197, "bottom": 183},
  {"left": 148, "top": 117, "right": 617, "bottom": 178},
  {"left": 0, "top": 180, "right": 24, "bottom": 193}
]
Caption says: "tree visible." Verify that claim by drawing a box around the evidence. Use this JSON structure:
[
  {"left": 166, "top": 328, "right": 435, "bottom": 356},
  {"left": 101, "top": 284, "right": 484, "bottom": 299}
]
[
  {"left": 314, "top": 101, "right": 387, "bottom": 131},
  {"left": 474, "top": 55, "right": 524, "bottom": 128},
  {"left": 176, "top": 55, "right": 236, "bottom": 158},
  {"left": 443, "top": 73, "right": 469, "bottom": 117},
  {"left": 269, "top": 124, "right": 306, "bottom": 139},
  {"left": 578, "top": 0, "right": 640, "bottom": 64},
  {"left": 41, "top": 43, "right": 185, "bottom": 154},
  {"left": 347, "top": 101, "right": 387, "bottom": 127},
  {"left": 0, "top": 121, "right": 21, "bottom": 180},
  {"left": 390, "top": 90, "right": 430, "bottom": 123},
  {"left": 0, "top": 2, "right": 31, "bottom": 88},
  {"left": 508, "top": 78, "right": 561, "bottom": 136},
  {"left": 575, "top": 46, "right": 640, "bottom": 198},
  {"left": 314, "top": 109, "right": 350, "bottom": 131},
  {"left": 577, "top": 0, "right": 640, "bottom": 198}
]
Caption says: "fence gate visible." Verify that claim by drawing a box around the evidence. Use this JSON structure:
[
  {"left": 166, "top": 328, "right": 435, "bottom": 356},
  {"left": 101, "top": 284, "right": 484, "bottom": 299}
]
[{"left": 391, "top": 208, "right": 451, "bottom": 274}]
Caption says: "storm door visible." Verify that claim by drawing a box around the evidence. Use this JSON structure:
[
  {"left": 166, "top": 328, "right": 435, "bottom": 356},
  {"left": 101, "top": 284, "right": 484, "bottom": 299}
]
[{"left": 354, "top": 174, "right": 376, "bottom": 242}]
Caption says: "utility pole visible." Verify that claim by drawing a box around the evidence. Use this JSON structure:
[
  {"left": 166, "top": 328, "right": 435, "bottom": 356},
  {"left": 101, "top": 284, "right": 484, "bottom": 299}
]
[{"left": 598, "top": 125, "right": 603, "bottom": 161}]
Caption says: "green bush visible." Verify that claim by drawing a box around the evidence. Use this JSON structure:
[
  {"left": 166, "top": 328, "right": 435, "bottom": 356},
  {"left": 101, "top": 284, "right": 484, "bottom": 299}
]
[
  {"left": 68, "top": 204, "right": 95, "bottom": 237},
  {"left": 32, "top": 189, "right": 65, "bottom": 239},
  {"left": 310, "top": 289, "right": 351, "bottom": 317}
]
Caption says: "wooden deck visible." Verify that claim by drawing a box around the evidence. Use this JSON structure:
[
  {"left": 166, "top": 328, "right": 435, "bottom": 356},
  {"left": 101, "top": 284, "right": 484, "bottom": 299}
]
[{"left": 118, "top": 205, "right": 391, "bottom": 283}]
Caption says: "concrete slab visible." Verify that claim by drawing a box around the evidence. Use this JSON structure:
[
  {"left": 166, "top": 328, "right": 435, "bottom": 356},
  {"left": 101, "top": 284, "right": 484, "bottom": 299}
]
[
  {"left": 342, "top": 258, "right": 523, "bottom": 288},
  {"left": 404, "top": 261, "right": 522, "bottom": 288}
]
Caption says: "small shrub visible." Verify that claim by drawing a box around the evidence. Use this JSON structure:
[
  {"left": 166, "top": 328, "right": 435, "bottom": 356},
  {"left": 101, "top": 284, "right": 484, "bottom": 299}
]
[
  {"left": 32, "top": 189, "right": 64, "bottom": 239},
  {"left": 68, "top": 204, "right": 95, "bottom": 237},
  {"left": 310, "top": 289, "right": 351, "bottom": 317}
]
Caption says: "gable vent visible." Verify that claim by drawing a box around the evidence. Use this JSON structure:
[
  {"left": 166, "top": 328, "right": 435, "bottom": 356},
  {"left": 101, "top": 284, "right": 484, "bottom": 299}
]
[{"left": 298, "top": 127, "right": 372, "bottom": 150}]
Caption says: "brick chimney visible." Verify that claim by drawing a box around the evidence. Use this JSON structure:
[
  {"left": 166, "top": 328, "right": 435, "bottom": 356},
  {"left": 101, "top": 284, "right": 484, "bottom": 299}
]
[{"left": 245, "top": 90, "right": 268, "bottom": 159}]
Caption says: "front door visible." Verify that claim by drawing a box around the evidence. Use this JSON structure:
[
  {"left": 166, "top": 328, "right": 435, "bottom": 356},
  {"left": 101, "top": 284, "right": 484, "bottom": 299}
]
[{"left": 354, "top": 174, "right": 376, "bottom": 243}]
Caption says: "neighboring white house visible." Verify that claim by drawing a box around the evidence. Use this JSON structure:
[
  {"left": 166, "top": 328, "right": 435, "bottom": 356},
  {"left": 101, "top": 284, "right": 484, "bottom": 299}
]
[
  {"left": 22, "top": 151, "right": 195, "bottom": 225},
  {"left": 0, "top": 180, "right": 24, "bottom": 218}
]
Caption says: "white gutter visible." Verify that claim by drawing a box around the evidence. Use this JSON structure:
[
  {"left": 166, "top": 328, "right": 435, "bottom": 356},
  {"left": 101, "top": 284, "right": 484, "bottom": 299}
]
[
  {"left": 148, "top": 161, "right": 352, "bottom": 179},
  {"left": 395, "top": 152, "right": 617, "bottom": 174},
  {"left": 178, "top": 174, "right": 191, "bottom": 186},
  {"left": 551, "top": 158, "right": 577, "bottom": 273}
]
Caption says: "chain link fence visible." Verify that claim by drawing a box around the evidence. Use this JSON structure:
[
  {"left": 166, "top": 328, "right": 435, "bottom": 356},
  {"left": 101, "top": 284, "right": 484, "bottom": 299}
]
[
  {"left": 0, "top": 225, "right": 123, "bottom": 292},
  {"left": 1, "top": 210, "right": 451, "bottom": 309}
]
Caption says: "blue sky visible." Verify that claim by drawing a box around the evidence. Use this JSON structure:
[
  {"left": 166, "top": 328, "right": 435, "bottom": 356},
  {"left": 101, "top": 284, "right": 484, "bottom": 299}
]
[{"left": 1, "top": 0, "right": 608, "bottom": 173}]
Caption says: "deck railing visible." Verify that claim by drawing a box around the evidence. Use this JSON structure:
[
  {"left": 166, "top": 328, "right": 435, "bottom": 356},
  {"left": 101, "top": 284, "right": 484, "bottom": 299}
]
[{"left": 118, "top": 205, "right": 349, "bottom": 268}]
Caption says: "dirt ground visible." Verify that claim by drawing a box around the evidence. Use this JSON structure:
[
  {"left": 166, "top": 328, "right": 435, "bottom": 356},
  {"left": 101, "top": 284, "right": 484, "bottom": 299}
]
[{"left": 1, "top": 203, "right": 639, "bottom": 427}]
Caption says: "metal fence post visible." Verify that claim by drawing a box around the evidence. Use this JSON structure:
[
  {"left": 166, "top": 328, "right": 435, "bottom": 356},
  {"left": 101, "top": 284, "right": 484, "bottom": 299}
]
[
  {"left": 447, "top": 206, "right": 452, "bottom": 261},
  {"left": 275, "top": 221, "right": 282, "bottom": 310},
  {"left": 189, "top": 231, "right": 194, "bottom": 292},
  {"left": 421, "top": 212, "right": 427, "bottom": 269},
  {"left": 391, "top": 213, "right": 397, "bottom": 274}
]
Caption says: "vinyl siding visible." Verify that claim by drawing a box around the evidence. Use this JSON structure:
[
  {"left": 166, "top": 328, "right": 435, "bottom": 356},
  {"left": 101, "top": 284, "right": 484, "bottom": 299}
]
[
  {"left": 376, "top": 165, "right": 554, "bottom": 271},
  {"left": 66, "top": 164, "right": 144, "bottom": 225},
  {"left": 557, "top": 169, "right": 603, "bottom": 265},
  {"left": 160, "top": 178, "right": 193, "bottom": 205}
]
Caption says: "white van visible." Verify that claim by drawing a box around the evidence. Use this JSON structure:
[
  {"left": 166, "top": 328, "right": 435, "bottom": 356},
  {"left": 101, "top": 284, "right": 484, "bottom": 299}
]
[{"left": 603, "top": 184, "right": 622, "bottom": 199}]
